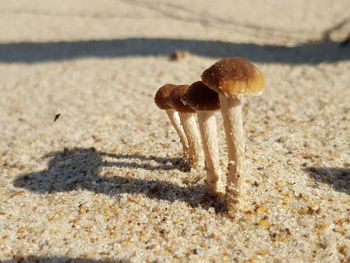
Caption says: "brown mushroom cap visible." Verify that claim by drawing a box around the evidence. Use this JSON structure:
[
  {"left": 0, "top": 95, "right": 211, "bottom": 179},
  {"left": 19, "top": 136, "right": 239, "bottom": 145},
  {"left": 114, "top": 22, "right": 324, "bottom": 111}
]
[
  {"left": 183, "top": 81, "right": 220, "bottom": 111},
  {"left": 201, "top": 57, "right": 264, "bottom": 97},
  {"left": 154, "top": 84, "right": 177, "bottom": 110},
  {"left": 169, "top": 85, "right": 195, "bottom": 113}
]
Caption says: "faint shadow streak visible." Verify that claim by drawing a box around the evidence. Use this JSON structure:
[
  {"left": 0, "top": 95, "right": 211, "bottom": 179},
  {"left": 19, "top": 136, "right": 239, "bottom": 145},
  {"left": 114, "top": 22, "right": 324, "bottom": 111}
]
[
  {"left": 101, "top": 152, "right": 185, "bottom": 165},
  {"left": 0, "top": 37, "right": 349, "bottom": 64},
  {"left": 2, "top": 256, "right": 128, "bottom": 263},
  {"left": 13, "top": 147, "right": 224, "bottom": 211},
  {"left": 303, "top": 167, "right": 350, "bottom": 195}
]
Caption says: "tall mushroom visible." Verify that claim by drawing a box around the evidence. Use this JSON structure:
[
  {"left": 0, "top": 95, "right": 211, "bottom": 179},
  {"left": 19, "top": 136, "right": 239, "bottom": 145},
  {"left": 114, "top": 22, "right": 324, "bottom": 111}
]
[
  {"left": 182, "top": 81, "right": 224, "bottom": 195},
  {"left": 201, "top": 57, "right": 264, "bottom": 210},
  {"left": 154, "top": 84, "right": 189, "bottom": 155},
  {"left": 169, "top": 85, "right": 204, "bottom": 168}
]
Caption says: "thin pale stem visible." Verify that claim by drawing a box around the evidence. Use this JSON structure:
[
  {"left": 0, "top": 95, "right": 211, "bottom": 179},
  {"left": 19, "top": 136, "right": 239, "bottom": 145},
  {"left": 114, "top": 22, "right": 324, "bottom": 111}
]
[
  {"left": 219, "top": 94, "right": 245, "bottom": 210},
  {"left": 166, "top": 109, "right": 189, "bottom": 155},
  {"left": 197, "top": 111, "right": 224, "bottom": 195},
  {"left": 179, "top": 112, "right": 203, "bottom": 168}
]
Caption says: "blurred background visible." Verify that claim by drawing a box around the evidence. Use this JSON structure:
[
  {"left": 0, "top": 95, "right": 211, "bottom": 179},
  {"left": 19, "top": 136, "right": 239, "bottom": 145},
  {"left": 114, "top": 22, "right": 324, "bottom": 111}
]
[{"left": 0, "top": 0, "right": 349, "bottom": 63}]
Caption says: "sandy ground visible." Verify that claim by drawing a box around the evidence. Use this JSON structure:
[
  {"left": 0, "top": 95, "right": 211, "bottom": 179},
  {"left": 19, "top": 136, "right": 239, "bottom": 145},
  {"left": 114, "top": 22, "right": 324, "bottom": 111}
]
[{"left": 0, "top": 0, "right": 350, "bottom": 262}]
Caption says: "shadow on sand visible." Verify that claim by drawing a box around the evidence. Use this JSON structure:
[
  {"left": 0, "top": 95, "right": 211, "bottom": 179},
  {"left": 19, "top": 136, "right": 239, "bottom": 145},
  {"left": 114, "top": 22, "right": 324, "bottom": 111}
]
[
  {"left": 303, "top": 167, "right": 350, "bottom": 195},
  {"left": 13, "top": 147, "right": 225, "bottom": 211},
  {"left": 0, "top": 37, "right": 349, "bottom": 64},
  {"left": 2, "top": 256, "right": 127, "bottom": 263}
]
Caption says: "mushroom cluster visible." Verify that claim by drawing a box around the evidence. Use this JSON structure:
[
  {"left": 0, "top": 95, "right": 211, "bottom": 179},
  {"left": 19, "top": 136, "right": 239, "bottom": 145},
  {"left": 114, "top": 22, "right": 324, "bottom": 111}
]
[{"left": 154, "top": 57, "right": 264, "bottom": 212}]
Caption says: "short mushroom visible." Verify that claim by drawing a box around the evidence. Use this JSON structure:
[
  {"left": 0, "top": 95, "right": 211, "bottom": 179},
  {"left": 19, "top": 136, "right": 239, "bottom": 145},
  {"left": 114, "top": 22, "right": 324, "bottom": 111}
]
[
  {"left": 170, "top": 85, "right": 203, "bottom": 168},
  {"left": 155, "top": 84, "right": 189, "bottom": 155},
  {"left": 183, "top": 81, "right": 224, "bottom": 195},
  {"left": 201, "top": 57, "right": 264, "bottom": 210}
]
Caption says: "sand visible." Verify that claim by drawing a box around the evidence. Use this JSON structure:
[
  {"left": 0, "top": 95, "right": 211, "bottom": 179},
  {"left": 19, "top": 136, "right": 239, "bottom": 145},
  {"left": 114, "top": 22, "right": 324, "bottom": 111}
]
[{"left": 0, "top": 0, "right": 350, "bottom": 262}]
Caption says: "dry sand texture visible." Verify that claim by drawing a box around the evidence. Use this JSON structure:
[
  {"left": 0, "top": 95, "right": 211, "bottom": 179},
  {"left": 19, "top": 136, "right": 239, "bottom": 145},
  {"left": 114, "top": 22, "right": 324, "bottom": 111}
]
[{"left": 0, "top": 0, "right": 350, "bottom": 262}]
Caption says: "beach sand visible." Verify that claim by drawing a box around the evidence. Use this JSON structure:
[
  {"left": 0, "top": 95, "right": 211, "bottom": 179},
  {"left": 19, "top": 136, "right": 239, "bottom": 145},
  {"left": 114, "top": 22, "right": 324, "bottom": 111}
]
[{"left": 0, "top": 0, "right": 350, "bottom": 262}]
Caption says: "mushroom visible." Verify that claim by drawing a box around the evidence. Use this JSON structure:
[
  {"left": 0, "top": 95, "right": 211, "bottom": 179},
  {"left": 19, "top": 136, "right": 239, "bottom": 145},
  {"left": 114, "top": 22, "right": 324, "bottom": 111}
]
[
  {"left": 201, "top": 57, "right": 264, "bottom": 210},
  {"left": 169, "top": 85, "right": 203, "bottom": 168},
  {"left": 154, "top": 84, "right": 189, "bottom": 155},
  {"left": 182, "top": 81, "right": 224, "bottom": 195}
]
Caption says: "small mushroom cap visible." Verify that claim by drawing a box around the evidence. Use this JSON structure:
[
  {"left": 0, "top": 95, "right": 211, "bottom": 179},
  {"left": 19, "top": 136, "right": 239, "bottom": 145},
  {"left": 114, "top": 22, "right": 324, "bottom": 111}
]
[
  {"left": 201, "top": 57, "right": 264, "bottom": 97},
  {"left": 183, "top": 81, "right": 220, "bottom": 111},
  {"left": 154, "top": 84, "right": 177, "bottom": 110},
  {"left": 169, "top": 85, "right": 195, "bottom": 113}
]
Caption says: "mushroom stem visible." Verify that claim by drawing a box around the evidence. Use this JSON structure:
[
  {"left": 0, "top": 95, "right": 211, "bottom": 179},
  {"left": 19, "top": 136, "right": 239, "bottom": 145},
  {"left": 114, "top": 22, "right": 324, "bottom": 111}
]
[
  {"left": 166, "top": 109, "right": 189, "bottom": 154},
  {"left": 219, "top": 94, "right": 245, "bottom": 210},
  {"left": 179, "top": 112, "right": 203, "bottom": 168},
  {"left": 197, "top": 111, "right": 224, "bottom": 195}
]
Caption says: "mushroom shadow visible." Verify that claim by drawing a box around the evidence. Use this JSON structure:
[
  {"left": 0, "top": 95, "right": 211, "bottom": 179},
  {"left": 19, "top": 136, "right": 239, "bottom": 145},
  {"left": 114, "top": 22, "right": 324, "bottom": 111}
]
[
  {"left": 0, "top": 37, "right": 349, "bottom": 64},
  {"left": 13, "top": 147, "right": 225, "bottom": 211},
  {"left": 303, "top": 167, "right": 350, "bottom": 195}
]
